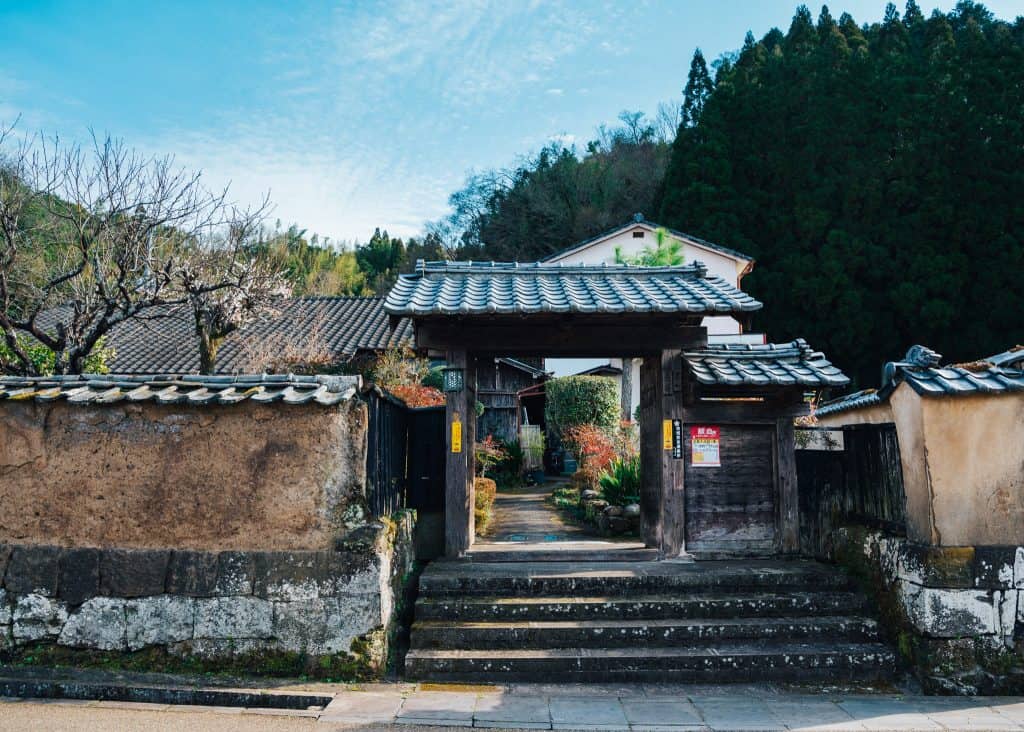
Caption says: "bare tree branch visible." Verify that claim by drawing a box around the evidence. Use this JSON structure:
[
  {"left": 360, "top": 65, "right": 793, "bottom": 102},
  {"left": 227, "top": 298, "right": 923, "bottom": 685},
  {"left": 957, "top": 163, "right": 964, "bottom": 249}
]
[{"left": 0, "top": 123, "right": 283, "bottom": 375}]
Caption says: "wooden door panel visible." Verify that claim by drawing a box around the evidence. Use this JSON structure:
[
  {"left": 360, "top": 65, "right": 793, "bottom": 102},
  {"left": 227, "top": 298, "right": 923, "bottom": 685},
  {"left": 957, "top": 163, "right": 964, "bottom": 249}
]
[{"left": 684, "top": 424, "right": 776, "bottom": 555}]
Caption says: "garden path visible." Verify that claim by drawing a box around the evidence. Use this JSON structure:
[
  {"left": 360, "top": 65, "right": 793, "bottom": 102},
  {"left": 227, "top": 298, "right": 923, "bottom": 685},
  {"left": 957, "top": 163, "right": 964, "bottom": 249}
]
[{"left": 486, "top": 481, "right": 593, "bottom": 542}]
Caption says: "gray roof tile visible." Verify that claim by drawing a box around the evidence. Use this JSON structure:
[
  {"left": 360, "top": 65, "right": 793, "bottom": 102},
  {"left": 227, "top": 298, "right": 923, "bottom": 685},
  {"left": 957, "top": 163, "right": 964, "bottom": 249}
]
[
  {"left": 0, "top": 374, "right": 360, "bottom": 407},
  {"left": 684, "top": 339, "right": 850, "bottom": 388},
  {"left": 815, "top": 389, "right": 882, "bottom": 417},
  {"left": 33, "top": 297, "right": 412, "bottom": 375},
  {"left": 385, "top": 260, "right": 762, "bottom": 317},
  {"left": 816, "top": 345, "right": 1024, "bottom": 417}
]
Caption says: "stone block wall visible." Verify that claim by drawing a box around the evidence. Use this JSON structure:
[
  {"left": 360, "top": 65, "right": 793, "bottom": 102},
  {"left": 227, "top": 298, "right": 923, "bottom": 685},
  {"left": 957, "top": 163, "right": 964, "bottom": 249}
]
[
  {"left": 834, "top": 527, "right": 1024, "bottom": 693},
  {"left": 0, "top": 514, "right": 415, "bottom": 674}
]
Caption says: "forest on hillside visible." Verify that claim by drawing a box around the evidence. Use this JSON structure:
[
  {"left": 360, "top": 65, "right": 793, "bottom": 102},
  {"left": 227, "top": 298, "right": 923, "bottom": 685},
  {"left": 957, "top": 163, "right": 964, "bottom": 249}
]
[{"left": 659, "top": 0, "right": 1024, "bottom": 386}]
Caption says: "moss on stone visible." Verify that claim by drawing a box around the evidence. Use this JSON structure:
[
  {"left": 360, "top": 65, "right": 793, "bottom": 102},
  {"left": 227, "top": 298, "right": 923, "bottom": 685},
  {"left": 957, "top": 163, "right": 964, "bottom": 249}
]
[{"left": 0, "top": 641, "right": 377, "bottom": 682}]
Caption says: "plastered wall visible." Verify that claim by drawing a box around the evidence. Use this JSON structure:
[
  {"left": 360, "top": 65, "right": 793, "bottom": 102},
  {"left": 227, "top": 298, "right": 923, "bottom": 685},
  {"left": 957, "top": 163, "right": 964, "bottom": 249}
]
[{"left": 0, "top": 399, "right": 367, "bottom": 551}]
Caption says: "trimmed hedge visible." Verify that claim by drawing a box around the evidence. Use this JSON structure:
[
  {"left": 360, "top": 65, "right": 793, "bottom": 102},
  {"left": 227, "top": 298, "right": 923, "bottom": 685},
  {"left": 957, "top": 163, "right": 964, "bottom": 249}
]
[{"left": 544, "top": 375, "right": 619, "bottom": 439}]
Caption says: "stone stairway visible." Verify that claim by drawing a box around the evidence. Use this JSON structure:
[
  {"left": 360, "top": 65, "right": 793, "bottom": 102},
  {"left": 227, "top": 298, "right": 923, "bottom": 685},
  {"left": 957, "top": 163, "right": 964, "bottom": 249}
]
[{"left": 405, "top": 558, "right": 896, "bottom": 683}]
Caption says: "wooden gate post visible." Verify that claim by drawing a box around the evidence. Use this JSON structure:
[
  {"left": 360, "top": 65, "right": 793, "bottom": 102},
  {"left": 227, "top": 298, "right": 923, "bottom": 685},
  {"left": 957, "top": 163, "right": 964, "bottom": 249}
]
[
  {"left": 776, "top": 416, "right": 799, "bottom": 553},
  {"left": 445, "top": 348, "right": 477, "bottom": 557},
  {"left": 640, "top": 349, "right": 687, "bottom": 558}
]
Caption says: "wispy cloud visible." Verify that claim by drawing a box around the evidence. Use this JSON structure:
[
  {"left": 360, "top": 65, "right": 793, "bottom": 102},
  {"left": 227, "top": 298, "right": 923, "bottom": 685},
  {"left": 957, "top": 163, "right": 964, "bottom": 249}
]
[{"left": 0, "top": 0, "right": 642, "bottom": 243}]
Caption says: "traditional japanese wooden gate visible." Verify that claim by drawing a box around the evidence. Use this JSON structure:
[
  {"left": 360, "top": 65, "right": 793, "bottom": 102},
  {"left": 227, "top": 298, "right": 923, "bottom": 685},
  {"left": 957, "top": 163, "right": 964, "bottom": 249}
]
[{"left": 383, "top": 260, "right": 773, "bottom": 559}]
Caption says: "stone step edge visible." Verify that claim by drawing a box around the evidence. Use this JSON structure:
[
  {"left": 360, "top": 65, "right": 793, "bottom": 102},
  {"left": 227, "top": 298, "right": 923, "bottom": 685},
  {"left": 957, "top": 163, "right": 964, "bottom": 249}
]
[
  {"left": 406, "top": 641, "right": 896, "bottom": 661},
  {"left": 415, "top": 591, "right": 869, "bottom": 607},
  {"left": 418, "top": 578, "right": 855, "bottom": 594},
  {"left": 411, "top": 615, "right": 880, "bottom": 631}
]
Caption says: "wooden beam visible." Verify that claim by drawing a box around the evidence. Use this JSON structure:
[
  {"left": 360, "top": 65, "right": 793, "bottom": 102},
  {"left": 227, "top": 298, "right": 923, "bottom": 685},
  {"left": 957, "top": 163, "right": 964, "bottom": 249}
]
[
  {"left": 682, "top": 400, "right": 809, "bottom": 424},
  {"left": 639, "top": 356, "right": 663, "bottom": 550},
  {"left": 775, "top": 416, "right": 799, "bottom": 554},
  {"left": 444, "top": 349, "right": 477, "bottom": 557},
  {"left": 417, "top": 319, "right": 706, "bottom": 356},
  {"left": 640, "top": 349, "right": 687, "bottom": 558},
  {"left": 661, "top": 350, "right": 687, "bottom": 558}
]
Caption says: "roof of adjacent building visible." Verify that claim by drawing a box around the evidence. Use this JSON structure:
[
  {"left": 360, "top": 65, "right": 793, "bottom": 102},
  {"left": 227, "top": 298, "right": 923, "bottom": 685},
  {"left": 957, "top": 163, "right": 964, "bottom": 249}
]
[
  {"left": 34, "top": 297, "right": 413, "bottom": 375},
  {"left": 814, "top": 389, "right": 882, "bottom": 416},
  {"left": 683, "top": 339, "right": 850, "bottom": 388},
  {"left": 541, "top": 213, "right": 754, "bottom": 265},
  {"left": 816, "top": 345, "right": 1024, "bottom": 417},
  {"left": 574, "top": 364, "right": 624, "bottom": 377},
  {"left": 0, "top": 373, "right": 360, "bottom": 406},
  {"left": 495, "top": 357, "right": 550, "bottom": 379},
  {"left": 384, "top": 260, "right": 763, "bottom": 317}
]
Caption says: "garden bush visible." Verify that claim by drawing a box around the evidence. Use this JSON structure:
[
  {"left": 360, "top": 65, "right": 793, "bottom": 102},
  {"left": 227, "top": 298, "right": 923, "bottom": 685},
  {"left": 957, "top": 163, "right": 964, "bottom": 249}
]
[
  {"left": 561, "top": 424, "right": 615, "bottom": 472},
  {"left": 544, "top": 376, "right": 619, "bottom": 440},
  {"left": 474, "top": 477, "right": 497, "bottom": 535},
  {"left": 599, "top": 456, "right": 641, "bottom": 506},
  {"left": 474, "top": 435, "right": 508, "bottom": 478}
]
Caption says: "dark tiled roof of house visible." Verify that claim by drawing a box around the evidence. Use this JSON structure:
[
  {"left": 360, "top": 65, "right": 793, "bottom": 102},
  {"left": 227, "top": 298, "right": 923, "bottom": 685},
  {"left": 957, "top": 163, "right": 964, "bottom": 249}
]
[
  {"left": 574, "top": 364, "right": 623, "bottom": 377},
  {"left": 0, "top": 374, "right": 360, "bottom": 406},
  {"left": 31, "top": 297, "right": 413, "bottom": 375},
  {"left": 816, "top": 345, "right": 1024, "bottom": 417},
  {"left": 495, "top": 357, "right": 550, "bottom": 379},
  {"left": 385, "top": 260, "right": 762, "bottom": 317},
  {"left": 541, "top": 213, "right": 754, "bottom": 265},
  {"left": 684, "top": 339, "right": 850, "bottom": 388}
]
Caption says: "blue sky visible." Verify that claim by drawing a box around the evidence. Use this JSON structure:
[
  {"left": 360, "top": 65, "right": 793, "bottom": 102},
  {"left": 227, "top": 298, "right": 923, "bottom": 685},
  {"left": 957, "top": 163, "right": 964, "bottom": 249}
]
[{"left": 3, "top": 0, "right": 1023, "bottom": 244}]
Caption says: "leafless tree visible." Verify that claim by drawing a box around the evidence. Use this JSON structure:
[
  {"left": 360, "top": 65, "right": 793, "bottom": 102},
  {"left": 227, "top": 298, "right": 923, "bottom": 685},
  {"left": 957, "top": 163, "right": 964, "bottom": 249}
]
[
  {"left": 0, "top": 123, "right": 283, "bottom": 375},
  {"left": 654, "top": 99, "right": 682, "bottom": 143},
  {"left": 232, "top": 309, "right": 335, "bottom": 375},
  {"left": 177, "top": 226, "right": 290, "bottom": 373}
]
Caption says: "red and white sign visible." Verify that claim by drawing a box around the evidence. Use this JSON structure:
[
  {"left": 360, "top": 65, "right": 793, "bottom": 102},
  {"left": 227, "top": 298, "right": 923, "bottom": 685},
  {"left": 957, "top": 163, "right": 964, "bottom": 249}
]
[{"left": 690, "top": 426, "right": 721, "bottom": 467}]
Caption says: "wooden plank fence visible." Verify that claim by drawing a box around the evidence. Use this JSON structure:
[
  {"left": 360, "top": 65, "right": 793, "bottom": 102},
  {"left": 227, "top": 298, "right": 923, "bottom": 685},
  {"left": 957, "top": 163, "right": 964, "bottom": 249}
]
[
  {"left": 365, "top": 388, "right": 445, "bottom": 518},
  {"left": 796, "top": 423, "right": 906, "bottom": 558}
]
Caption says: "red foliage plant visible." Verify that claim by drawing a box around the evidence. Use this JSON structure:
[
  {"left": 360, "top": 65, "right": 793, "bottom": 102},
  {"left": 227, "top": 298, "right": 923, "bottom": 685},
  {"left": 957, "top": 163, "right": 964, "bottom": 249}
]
[
  {"left": 562, "top": 424, "right": 616, "bottom": 473},
  {"left": 387, "top": 384, "right": 445, "bottom": 408}
]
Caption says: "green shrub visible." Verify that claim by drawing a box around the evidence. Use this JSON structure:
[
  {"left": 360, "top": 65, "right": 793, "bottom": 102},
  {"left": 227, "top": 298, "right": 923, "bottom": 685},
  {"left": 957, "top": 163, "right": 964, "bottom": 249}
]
[
  {"left": 474, "top": 477, "right": 497, "bottom": 535},
  {"left": 598, "top": 456, "right": 641, "bottom": 506},
  {"left": 490, "top": 439, "right": 524, "bottom": 489},
  {"left": 544, "top": 375, "right": 619, "bottom": 440},
  {"left": 0, "top": 334, "right": 114, "bottom": 376},
  {"left": 421, "top": 364, "right": 444, "bottom": 390}
]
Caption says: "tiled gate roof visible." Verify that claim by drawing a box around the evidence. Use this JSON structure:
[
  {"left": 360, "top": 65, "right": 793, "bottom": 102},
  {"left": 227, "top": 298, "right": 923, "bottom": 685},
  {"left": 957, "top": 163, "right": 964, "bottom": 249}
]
[
  {"left": 684, "top": 339, "right": 850, "bottom": 387},
  {"left": 385, "top": 260, "right": 762, "bottom": 317}
]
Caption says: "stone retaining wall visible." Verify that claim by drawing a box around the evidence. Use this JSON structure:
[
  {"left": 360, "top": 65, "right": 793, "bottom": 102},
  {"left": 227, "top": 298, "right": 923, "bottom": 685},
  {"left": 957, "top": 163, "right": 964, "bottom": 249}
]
[
  {"left": 834, "top": 526, "right": 1023, "bottom": 693},
  {"left": 0, "top": 514, "right": 415, "bottom": 674}
]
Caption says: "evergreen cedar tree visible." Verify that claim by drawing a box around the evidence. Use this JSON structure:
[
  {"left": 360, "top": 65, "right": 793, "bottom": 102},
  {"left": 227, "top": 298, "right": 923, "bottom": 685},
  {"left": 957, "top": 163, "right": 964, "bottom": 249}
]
[{"left": 657, "top": 1, "right": 1024, "bottom": 386}]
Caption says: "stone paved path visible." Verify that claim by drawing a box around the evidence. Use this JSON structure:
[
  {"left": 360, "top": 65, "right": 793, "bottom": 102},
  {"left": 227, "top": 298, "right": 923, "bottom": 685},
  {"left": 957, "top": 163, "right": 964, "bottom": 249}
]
[
  {"left": 6, "top": 683, "right": 1024, "bottom": 730},
  {"left": 485, "top": 484, "right": 592, "bottom": 542}
]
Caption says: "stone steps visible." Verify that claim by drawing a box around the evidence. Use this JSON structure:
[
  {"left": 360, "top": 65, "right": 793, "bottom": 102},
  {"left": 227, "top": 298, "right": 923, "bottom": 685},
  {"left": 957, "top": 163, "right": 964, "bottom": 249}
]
[
  {"left": 464, "top": 547, "right": 659, "bottom": 563},
  {"left": 419, "top": 560, "right": 854, "bottom": 596},
  {"left": 404, "top": 641, "right": 897, "bottom": 683},
  {"left": 415, "top": 591, "right": 870, "bottom": 621},
  {"left": 406, "top": 559, "right": 896, "bottom": 684},
  {"left": 411, "top": 615, "right": 881, "bottom": 649}
]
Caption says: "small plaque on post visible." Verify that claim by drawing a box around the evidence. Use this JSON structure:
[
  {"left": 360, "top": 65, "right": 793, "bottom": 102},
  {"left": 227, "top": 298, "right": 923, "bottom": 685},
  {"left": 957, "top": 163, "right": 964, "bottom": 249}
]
[
  {"left": 662, "top": 420, "right": 673, "bottom": 450},
  {"left": 451, "top": 418, "right": 462, "bottom": 453},
  {"left": 672, "top": 419, "right": 683, "bottom": 459}
]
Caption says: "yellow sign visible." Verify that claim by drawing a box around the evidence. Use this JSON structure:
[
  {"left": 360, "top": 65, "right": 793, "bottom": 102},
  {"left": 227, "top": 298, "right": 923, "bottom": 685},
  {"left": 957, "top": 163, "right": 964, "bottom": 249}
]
[
  {"left": 451, "top": 419, "right": 462, "bottom": 453},
  {"left": 663, "top": 420, "right": 673, "bottom": 450}
]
